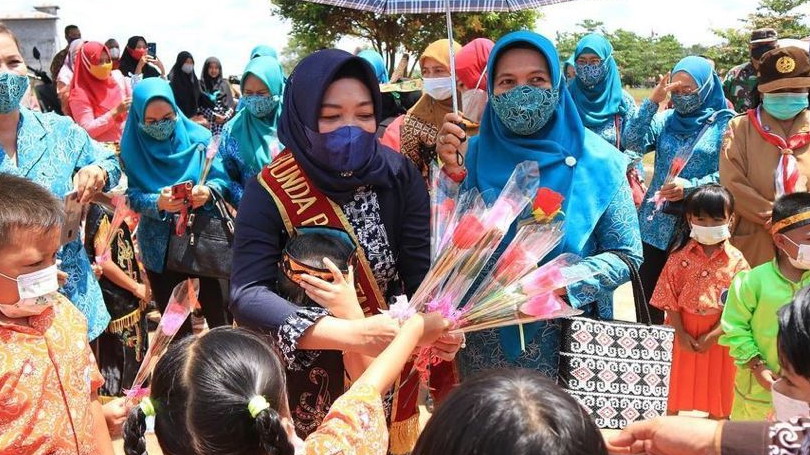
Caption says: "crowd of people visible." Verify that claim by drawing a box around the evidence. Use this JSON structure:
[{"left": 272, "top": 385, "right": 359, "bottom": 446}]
[{"left": 2, "top": 15, "right": 810, "bottom": 455}]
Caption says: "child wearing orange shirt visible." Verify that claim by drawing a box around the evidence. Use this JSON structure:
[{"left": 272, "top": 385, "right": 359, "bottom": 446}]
[
  {"left": 651, "top": 184, "right": 749, "bottom": 419},
  {"left": 0, "top": 173, "right": 114, "bottom": 455}
]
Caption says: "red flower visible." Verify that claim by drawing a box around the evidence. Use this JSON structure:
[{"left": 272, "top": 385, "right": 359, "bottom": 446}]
[
  {"left": 532, "top": 188, "right": 564, "bottom": 222},
  {"left": 669, "top": 157, "right": 687, "bottom": 177},
  {"left": 452, "top": 214, "right": 485, "bottom": 249}
]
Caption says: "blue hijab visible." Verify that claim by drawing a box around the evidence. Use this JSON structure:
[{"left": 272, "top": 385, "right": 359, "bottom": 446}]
[
  {"left": 250, "top": 45, "right": 278, "bottom": 60},
  {"left": 569, "top": 34, "right": 625, "bottom": 129},
  {"left": 226, "top": 56, "right": 285, "bottom": 173},
  {"left": 120, "top": 78, "right": 214, "bottom": 193},
  {"left": 464, "top": 31, "right": 627, "bottom": 358},
  {"left": 358, "top": 50, "right": 389, "bottom": 83},
  {"left": 666, "top": 56, "right": 732, "bottom": 134}
]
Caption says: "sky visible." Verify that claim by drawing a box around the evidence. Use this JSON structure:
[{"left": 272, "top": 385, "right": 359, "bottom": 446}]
[{"left": 3, "top": 0, "right": 810, "bottom": 77}]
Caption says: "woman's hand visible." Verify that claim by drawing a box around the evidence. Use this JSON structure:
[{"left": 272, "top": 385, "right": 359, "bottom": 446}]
[
  {"left": 190, "top": 185, "right": 211, "bottom": 209},
  {"left": 437, "top": 112, "right": 468, "bottom": 173},
  {"left": 408, "top": 312, "right": 452, "bottom": 349},
  {"left": 650, "top": 72, "right": 681, "bottom": 105},
  {"left": 300, "top": 259, "right": 363, "bottom": 319},
  {"left": 135, "top": 54, "right": 149, "bottom": 74},
  {"left": 157, "top": 187, "right": 186, "bottom": 213},
  {"left": 607, "top": 416, "right": 719, "bottom": 455},
  {"left": 103, "top": 398, "right": 132, "bottom": 438},
  {"left": 150, "top": 56, "right": 166, "bottom": 76},
  {"left": 429, "top": 332, "right": 464, "bottom": 361},
  {"left": 354, "top": 314, "right": 401, "bottom": 357},
  {"left": 113, "top": 98, "right": 131, "bottom": 117},
  {"left": 91, "top": 263, "right": 103, "bottom": 279},
  {"left": 132, "top": 283, "right": 149, "bottom": 302},
  {"left": 659, "top": 178, "right": 687, "bottom": 202},
  {"left": 74, "top": 165, "right": 108, "bottom": 204}
]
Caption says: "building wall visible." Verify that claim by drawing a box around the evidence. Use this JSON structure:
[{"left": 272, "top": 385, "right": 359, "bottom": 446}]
[{"left": 3, "top": 19, "right": 59, "bottom": 71}]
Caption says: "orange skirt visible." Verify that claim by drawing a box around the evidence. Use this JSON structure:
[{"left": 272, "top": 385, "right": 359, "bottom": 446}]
[{"left": 668, "top": 311, "right": 736, "bottom": 418}]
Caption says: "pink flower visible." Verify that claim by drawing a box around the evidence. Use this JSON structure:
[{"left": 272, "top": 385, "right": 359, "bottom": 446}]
[
  {"left": 160, "top": 311, "right": 188, "bottom": 336},
  {"left": 485, "top": 198, "right": 519, "bottom": 232},
  {"left": 452, "top": 214, "right": 486, "bottom": 249},
  {"left": 518, "top": 266, "right": 564, "bottom": 296},
  {"left": 520, "top": 292, "right": 564, "bottom": 317}
]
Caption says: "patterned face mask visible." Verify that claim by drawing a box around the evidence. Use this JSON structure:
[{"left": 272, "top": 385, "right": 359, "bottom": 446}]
[
  {"left": 0, "top": 71, "right": 30, "bottom": 114},
  {"left": 671, "top": 91, "right": 703, "bottom": 115},
  {"left": 242, "top": 94, "right": 280, "bottom": 119},
  {"left": 139, "top": 118, "right": 177, "bottom": 141},
  {"left": 491, "top": 85, "right": 560, "bottom": 136},
  {"left": 575, "top": 62, "right": 606, "bottom": 86}
]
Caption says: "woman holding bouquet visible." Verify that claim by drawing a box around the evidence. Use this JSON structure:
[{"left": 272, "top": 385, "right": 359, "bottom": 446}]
[
  {"left": 436, "top": 31, "right": 642, "bottom": 379},
  {"left": 624, "top": 56, "right": 734, "bottom": 323}
]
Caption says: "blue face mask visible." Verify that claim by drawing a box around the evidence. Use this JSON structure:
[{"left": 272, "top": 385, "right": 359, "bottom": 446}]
[
  {"left": 242, "top": 94, "right": 280, "bottom": 119},
  {"left": 491, "top": 85, "right": 560, "bottom": 136},
  {"left": 139, "top": 118, "right": 177, "bottom": 141},
  {"left": 575, "top": 62, "right": 606, "bottom": 86},
  {"left": 671, "top": 91, "right": 703, "bottom": 115},
  {"left": 0, "top": 71, "right": 29, "bottom": 114},
  {"left": 305, "top": 125, "right": 377, "bottom": 176},
  {"left": 763, "top": 93, "right": 809, "bottom": 120}
]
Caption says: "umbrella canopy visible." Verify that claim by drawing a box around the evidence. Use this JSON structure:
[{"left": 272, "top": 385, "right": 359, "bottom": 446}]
[{"left": 305, "top": 0, "right": 571, "bottom": 13}]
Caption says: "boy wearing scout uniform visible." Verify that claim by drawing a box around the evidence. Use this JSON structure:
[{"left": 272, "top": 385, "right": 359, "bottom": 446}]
[{"left": 721, "top": 46, "right": 810, "bottom": 267}]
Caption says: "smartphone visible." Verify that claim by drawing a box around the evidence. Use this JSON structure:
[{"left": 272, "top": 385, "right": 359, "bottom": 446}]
[
  {"left": 147, "top": 42, "right": 157, "bottom": 58},
  {"left": 61, "top": 191, "right": 83, "bottom": 245},
  {"left": 171, "top": 180, "right": 193, "bottom": 202}
]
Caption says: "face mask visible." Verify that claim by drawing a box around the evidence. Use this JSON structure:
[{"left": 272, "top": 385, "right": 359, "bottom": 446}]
[
  {"left": 575, "top": 62, "right": 607, "bottom": 86},
  {"left": 461, "top": 70, "right": 488, "bottom": 124},
  {"left": 0, "top": 71, "right": 30, "bottom": 114},
  {"left": 88, "top": 62, "right": 113, "bottom": 80},
  {"left": 242, "top": 94, "right": 280, "bottom": 119},
  {"left": 423, "top": 76, "right": 454, "bottom": 101},
  {"left": 671, "top": 92, "right": 703, "bottom": 115},
  {"left": 139, "top": 119, "right": 176, "bottom": 141},
  {"left": 181, "top": 63, "right": 194, "bottom": 75},
  {"left": 109, "top": 48, "right": 121, "bottom": 60},
  {"left": 772, "top": 381, "right": 810, "bottom": 421},
  {"left": 763, "top": 93, "right": 809, "bottom": 120},
  {"left": 0, "top": 264, "right": 59, "bottom": 318},
  {"left": 129, "top": 47, "right": 148, "bottom": 61},
  {"left": 305, "top": 125, "right": 377, "bottom": 175},
  {"left": 783, "top": 236, "right": 810, "bottom": 270},
  {"left": 690, "top": 223, "right": 731, "bottom": 245},
  {"left": 491, "top": 85, "right": 560, "bottom": 136}
]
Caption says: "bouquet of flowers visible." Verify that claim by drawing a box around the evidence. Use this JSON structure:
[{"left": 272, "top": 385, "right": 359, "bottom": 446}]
[
  {"left": 125, "top": 279, "right": 199, "bottom": 405},
  {"left": 647, "top": 147, "right": 693, "bottom": 219}
]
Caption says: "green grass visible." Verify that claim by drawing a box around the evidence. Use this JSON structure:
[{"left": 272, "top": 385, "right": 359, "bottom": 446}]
[{"left": 627, "top": 87, "right": 653, "bottom": 104}]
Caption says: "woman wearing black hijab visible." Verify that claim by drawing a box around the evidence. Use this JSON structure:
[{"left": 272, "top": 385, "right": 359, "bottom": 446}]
[
  {"left": 229, "top": 49, "right": 462, "bottom": 453},
  {"left": 118, "top": 35, "right": 164, "bottom": 79},
  {"left": 200, "top": 57, "right": 236, "bottom": 134},
  {"left": 168, "top": 51, "right": 202, "bottom": 118}
]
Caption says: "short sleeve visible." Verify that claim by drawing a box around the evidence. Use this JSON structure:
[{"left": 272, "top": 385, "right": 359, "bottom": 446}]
[
  {"left": 649, "top": 254, "right": 681, "bottom": 312},
  {"left": 303, "top": 384, "right": 388, "bottom": 455}
]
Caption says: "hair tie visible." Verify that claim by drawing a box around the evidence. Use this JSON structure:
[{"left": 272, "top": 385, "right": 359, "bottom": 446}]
[
  {"left": 248, "top": 395, "right": 270, "bottom": 418},
  {"left": 140, "top": 397, "right": 157, "bottom": 417}
]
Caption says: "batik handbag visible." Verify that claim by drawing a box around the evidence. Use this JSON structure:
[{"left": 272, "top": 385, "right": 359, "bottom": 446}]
[{"left": 558, "top": 251, "right": 674, "bottom": 429}]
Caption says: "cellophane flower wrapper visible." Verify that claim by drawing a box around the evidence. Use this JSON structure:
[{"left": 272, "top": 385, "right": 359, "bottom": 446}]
[
  {"left": 648, "top": 152, "right": 691, "bottom": 219},
  {"left": 199, "top": 135, "right": 221, "bottom": 186},
  {"left": 408, "top": 161, "right": 539, "bottom": 315},
  {"left": 95, "top": 195, "right": 133, "bottom": 264},
  {"left": 453, "top": 254, "right": 595, "bottom": 334},
  {"left": 125, "top": 278, "right": 199, "bottom": 405},
  {"left": 429, "top": 164, "right": 461, "bottom": 262}
]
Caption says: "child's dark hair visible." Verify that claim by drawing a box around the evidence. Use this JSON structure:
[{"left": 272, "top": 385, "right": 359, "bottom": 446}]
[
  {"left": 772, "top": 192, "right": 810, "bottom": 233},
  {"left": 0, "top": 173, "right": 64, "bottom": 250},
  {"left": 670, "top": 184, "right": 734, "bottom": 252},
  {"left": 277, "top": 230, "right": 356, "bottom": 306},
  {"left": 412, "top": 369, "right": 608, "bottom": 455},
  {"left": 778, "top": 285, "right": 810, "bottom": 379},
  {"left": 123, "top": 335, "right": 196, "bottom": 455},
  {"left": 185, "top": 327, "right": 293, "bottom": 455}
]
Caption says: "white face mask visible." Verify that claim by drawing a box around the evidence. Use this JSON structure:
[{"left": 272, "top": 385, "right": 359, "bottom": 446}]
[
  {"left": 783, "top": 237, "right": 810, "bottom": 270},
  {"left": 0, "top": 263, "right": 59, "bottom": 318},
  {"left": 109, "top": 48, "right": 121, "bottom": 60},
  {"left": 461, "top": 70, "right": 488, "bottom": 124},
  {"left": 772, "top": 380, "right": 810, "bottom": 421},
  {"left": 181, "top": 63, "right": 194, "bottom": 75},
  {"left": 423, "top": 76, "right": 454, "bottom": 101},
  {"left": 690, "top": 223, "right": 731, "bottom": 245}
]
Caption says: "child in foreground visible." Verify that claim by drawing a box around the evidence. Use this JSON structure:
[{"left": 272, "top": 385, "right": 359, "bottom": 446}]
[
  {"left": 650, "top": 184, "right": 748, "bottom": 419},
  {"left": 0, "top": 173, "right": 114, "bottom": 455},
  {"left": 721, "top": 192, "right": 810, "bottom": 420}
]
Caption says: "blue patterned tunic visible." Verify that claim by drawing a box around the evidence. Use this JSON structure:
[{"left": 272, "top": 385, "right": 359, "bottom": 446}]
[
  {"left": 625, "top": 99, "right": 732, "bottom": 251},
  {"left": 587, "top": 90, "right": 644, "bottom": 176},
  {"left": 218, "top": 121, "right": 282, "bottom": 207},
  {"left": 0, "top": 108, "right": 122, "bottom": 340},
  {"left": 458, "top": 184, "right": 643, "bottom": 378}
]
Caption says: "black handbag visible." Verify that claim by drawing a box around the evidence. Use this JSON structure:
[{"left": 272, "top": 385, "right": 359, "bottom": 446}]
[
  {"left": 166, "top": 189, "right": 234, "bottom": 279},
  {"left": 557, "top": 251, "right": 674, "bottom": 429}
]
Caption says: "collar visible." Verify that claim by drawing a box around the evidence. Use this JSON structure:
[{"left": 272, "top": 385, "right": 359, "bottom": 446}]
[
  {"left": 769, "top": 258, "right": 810, "bottom": 285},
  {"left": 685, "top": 238, "right": 733, "bottom": 260}
]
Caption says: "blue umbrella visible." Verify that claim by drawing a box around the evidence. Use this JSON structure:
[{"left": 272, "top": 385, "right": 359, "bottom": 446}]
[{"left": 303, "top": 0, "right": 577, "bottom": 113}]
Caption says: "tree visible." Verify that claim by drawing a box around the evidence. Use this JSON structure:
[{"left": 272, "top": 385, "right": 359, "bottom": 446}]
[{"left": 271, "top": 1, "right": 539, "bottom": 75}]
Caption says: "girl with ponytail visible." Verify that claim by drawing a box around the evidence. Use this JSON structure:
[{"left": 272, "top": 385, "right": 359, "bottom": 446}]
[
  {"left": 122, "top": 336, "right": 196, "bottom": 455},
  {"left": 185, "top": 315, "right": 451, "bottom": 455}
]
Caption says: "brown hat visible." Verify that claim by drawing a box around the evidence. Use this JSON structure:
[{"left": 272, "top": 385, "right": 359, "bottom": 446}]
[
  {"left": 757, "top": 46, "right": 810, "bottom": 93},
  {"left": 750, "top": 28, "right": 778, "bottom": 45}
]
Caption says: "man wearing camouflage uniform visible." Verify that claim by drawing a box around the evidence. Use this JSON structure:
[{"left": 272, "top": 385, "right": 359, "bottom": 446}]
[{"left": 723, "top": 28, "right": 778, "bottom": 113}]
